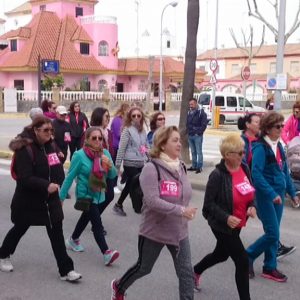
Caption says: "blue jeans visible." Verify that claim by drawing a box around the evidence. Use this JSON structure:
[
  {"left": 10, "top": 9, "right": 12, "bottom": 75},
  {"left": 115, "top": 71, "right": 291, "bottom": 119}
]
[
  {"left": 246, "top": 196, "right": 284, "bottom": 270},
  {"left": 188, "top": 134, "right": 203, "bottom": 169},
  {"left": 72, "top": 203, "right": 109, "bottom": 254}
]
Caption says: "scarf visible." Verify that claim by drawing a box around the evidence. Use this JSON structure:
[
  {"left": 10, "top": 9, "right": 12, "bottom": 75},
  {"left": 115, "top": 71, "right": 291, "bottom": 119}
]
[
  {"left": 264, "top": 135, "right": 280, "bottom": 156},
  {"left": 159, "top": 152, "right": 180, "bottom": 171},
  {"left": 83, "top": 143, "right": 111, "bottom": 192}
]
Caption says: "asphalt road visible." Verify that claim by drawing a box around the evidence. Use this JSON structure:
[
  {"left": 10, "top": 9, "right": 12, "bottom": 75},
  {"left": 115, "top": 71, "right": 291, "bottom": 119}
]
[{"left": 0, "top": 168, "right": 300, "bottom": 300}]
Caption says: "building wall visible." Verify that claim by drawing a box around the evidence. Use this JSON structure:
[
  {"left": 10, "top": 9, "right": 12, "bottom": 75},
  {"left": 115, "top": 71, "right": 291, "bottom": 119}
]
[
  {"left": 83, "top": 22, "right": 118, "bottom": 69},
  {"left": 31, "top": 2, "right": 94, "bottom": 21}
]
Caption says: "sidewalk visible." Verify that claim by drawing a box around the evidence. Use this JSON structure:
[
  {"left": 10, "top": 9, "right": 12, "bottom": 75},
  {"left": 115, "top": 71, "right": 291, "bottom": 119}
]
[{"left": 187, "top": 162, "right": 214, "bottom": 191}]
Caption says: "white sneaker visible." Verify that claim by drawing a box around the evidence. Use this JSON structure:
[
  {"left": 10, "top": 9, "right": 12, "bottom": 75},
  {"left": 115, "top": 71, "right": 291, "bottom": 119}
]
[
  {"left": 0, "top": 257, "right": 13, "bottom": 272},
  {"left": 114, "top": 187, "right": 121, "bottom": 194},
  {"left": 60, "top": 270, "right": 82, "bottom": 282}
]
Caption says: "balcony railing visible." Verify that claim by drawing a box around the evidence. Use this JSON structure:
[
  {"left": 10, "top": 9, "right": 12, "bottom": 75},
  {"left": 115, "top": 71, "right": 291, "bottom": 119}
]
[{"left": 80, "top": 15, "right": 117, "bottom": 25}]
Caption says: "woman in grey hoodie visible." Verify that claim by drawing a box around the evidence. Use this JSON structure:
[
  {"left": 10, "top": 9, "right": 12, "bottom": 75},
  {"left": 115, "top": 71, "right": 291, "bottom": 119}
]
[
  {"left": 111, "top": 126, "right": 197, "bottom": 300},
  {"left": 113, "top": 106, "right": 148, "bottom": 216}
]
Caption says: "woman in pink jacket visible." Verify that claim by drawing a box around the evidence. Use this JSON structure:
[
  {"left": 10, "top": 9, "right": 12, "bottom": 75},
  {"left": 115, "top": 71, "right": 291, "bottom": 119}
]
[{"left": 281, "top": 102, "right": 300, "bottom": 144}]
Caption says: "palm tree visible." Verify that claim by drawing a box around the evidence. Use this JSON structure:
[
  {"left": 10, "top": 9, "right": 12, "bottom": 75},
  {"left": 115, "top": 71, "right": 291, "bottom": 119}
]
[{"left": 179, "top": 0, "right": 199, "bottom": 162}]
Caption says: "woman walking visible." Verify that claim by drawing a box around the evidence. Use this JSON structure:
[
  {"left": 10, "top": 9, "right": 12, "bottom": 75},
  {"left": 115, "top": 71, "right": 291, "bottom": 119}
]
[
  {"left": 193, "top": 134, "right": 256, "bottom": 300},
  {"left": 113, "top": 106, "right": 148, "bottom": 216},
  {"left": 0, "top": 116, "right": 81, "bottom": 282},
  {"left": 111, "top": 126, "right": 197, "bottom": 300},
  {"left": 147, "top": 112, "right": 166, "bottom": 147},
  {"left": 59, "top": 127, "right": 119, "bottom": 266},
  {"left": 67, "top": 101, "right": 89, "bottom": 159},
  {"left": 247, "top": 111, "right": 299, "bottom": 282}
]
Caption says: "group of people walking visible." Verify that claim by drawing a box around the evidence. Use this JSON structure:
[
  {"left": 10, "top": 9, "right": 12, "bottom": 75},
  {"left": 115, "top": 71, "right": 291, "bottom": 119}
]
[{"left": 0, "top": 98, "right": 299, "bottom": 300}]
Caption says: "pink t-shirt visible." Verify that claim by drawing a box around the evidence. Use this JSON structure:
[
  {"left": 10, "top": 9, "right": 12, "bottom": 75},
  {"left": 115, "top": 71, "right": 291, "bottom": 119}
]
[{"left": 230, "top": 167, "right": 255, "bottom": 228}]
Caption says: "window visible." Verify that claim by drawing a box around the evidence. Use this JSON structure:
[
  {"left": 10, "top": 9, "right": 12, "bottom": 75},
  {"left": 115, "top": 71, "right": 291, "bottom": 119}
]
[
  {"left": 10, "top": 39, "right": 17, "bottom": 52},
  {"left": 250, "top": 63, "right": 257, "bottom": 74},
  {"left": 215, "top": 96, "right": 224, "bottom": 106},
  {"left": 239, "top": 97, "right": 252, "bottom": 108},
  {"left": 227, "top": 96, "right": 237, "bottom": 107},
  {"left": 98, "top": 79, "right": 108, "bottom": 92},
  {"left": 98, "top": 41, "right": 109, "bottom": 56},
  {"left": 80, "top": 43, "right": 89, "bottom": 55},
  {"left": 199, "top": 94, "right": 210, "bottom": 105},
  {"left": 14, "top": 80, "right": 24, "bottom": 90},
  {"left": 166, "top": 40, "right": 171, "bottom": 48},
  {"left": 290, "top": 61, "right": 300, "bottom": 74},
  {"left": 40, "top": 5, "right": 46, "bottom": 11},
  {"left": 231, "top": 64, "right": 240, "bottom": 76},
  {"left": 76, "top": 7, "right": 83, "bottom": 17},
  {"left": 270, "top": 62, "right": 276, "bottom": 73}
]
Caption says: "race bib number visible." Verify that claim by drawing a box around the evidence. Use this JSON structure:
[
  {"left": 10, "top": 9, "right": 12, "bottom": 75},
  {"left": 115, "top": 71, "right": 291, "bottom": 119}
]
[
  {"left": 160, "top": 180, "right": 180, "bottom": 197},
  {"left": 64, "top": 132, "right": 71, "bottom": 142},
  {"left": 235, "top": 182, "right": 255, "bottom": 195},
  {"left": 47, "top": 153, "right": 60, "bottom": 166},
  {"left": 139, "top": 145, "right": 147, "bottom": 155}
]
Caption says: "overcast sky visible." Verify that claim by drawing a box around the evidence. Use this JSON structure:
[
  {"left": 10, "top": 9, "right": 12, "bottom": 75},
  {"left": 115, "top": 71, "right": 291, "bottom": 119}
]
[{"left": 1, "top": 0, "right": 300, "bottom": 56}]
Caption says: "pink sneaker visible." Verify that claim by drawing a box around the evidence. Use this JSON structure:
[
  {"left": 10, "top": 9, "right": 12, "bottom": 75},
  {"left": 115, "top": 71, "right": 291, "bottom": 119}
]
[
  {"left": 194, "top": 272, "right": 201, "bottom": 292},
  {"left": 111, "top": 279, "right": 126, "bottom": 300},
  {"left": 104, "top": 249, "right": 120, "bottom": 266}
]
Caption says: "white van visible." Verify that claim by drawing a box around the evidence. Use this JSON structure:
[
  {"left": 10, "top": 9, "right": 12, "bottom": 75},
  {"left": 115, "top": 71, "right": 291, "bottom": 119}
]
[{"left": 197, "top": 92, "right": 265, "bottom": 124}]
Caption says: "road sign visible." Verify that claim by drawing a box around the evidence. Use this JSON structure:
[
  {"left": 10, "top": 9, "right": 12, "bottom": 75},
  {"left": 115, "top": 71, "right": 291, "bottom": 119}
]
[
  {"left": 210, "top": 74, "right": 217, "bottom": 84},
  {"left": 209, "top": 59, "right": 218, "bottom": 72},
  {"left": 42, "top": 60, "right": 60, "bottom": 74},
  {"left": 241, "top": 66, "right": 250, "bottom": 80}
]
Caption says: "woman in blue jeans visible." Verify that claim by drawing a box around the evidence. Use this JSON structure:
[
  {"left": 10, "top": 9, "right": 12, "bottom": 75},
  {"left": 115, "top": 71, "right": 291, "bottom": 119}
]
[
  {"left": 247, "top": 111, "right": 299, "bottom": 282},
  {"left": 59, "top": 127, "right": 119, "bottom": 266}
]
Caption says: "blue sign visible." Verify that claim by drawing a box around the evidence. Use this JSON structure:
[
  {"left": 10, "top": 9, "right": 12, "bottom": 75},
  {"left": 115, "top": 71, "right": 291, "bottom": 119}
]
[
  {"left": 268, "top": 78, "right": 277, "bottom": 88},
  {"left": 42, "top": 60, "right": 60, "bottom": 74}
]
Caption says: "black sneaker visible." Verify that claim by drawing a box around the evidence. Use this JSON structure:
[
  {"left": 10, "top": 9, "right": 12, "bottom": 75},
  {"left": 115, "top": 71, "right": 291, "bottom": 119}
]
[
  {"left": 277, "top": 243, "right": 296, "bottom": 260},
  {"left": 195, "top": 168, "right": 202, "bottom": 174},
  {"left": 187, "top": 167, "right": 196, "bottom": 171},
  {"left": 113, "top": 204, "right": 127, "bottom": 217},
  {"left": 261, "top": 268, "right": 287, "bottom": 282}
]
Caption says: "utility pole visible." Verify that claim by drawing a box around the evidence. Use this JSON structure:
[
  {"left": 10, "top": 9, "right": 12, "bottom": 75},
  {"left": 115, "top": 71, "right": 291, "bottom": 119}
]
[
  {"left": 211, "top": 0, "right": 219, "bottom": 127},
  {"left": 274, "top": 0, "right": 286, "bottom": 111}
]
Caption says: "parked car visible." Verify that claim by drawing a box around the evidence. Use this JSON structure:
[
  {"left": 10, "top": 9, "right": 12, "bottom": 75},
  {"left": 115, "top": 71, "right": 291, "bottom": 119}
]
[{"left": 197, "top": 92, "right": 265, "bottom": 124}]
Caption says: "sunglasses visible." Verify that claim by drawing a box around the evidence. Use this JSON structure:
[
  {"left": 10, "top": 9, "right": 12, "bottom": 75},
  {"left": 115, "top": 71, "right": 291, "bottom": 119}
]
[
  {"left": 228, "top": 150, "right": 245, "bottom": 156},
  {"left": 157, "top": 117, "right": 165, "bottom": 121},
  {"left": 38, "top": 128, "right": 54, "bottom": 133},
  {"left": 132, "top": 114, "right": 142, "bottom": 119},
  {"left": 91, "top": 136, "right": 103, "bottom": 141},
  {"left": 273, "top": 124, "right": 284, "bottom": 129}
]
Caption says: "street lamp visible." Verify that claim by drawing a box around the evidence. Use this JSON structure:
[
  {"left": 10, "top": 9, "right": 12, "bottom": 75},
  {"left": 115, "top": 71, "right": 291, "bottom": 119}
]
[{"left": 159, "top": 1, "right": 178, "bottom": 111}]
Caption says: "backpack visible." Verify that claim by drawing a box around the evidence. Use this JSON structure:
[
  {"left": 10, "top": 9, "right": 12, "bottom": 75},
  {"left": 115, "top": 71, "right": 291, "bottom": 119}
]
[
  {"left": 129, "top": 161, "right": 186, "bottom": 214},
  {"left": 10, "top": 144, "right": 35, "bottom": 180}
]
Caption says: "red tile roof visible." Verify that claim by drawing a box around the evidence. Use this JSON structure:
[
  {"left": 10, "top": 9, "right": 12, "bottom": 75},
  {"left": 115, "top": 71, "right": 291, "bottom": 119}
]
[
  {"left": 0, "top": 11, "right": 107, "bottom": 72},
  {"left": 118, "top": 56, "right": 205, "bottom": 77},
  {"left": 197, "top": 43, "right": 300, "bottom": 60}
]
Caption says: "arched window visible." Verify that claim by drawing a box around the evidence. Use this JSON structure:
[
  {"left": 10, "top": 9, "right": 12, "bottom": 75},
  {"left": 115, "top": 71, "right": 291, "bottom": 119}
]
[
  {"left": 98, "top": 41, "right": 109, "bottom": 56},
  {"left": 98, "top": 79, "right": 108, "bottom": 92}
]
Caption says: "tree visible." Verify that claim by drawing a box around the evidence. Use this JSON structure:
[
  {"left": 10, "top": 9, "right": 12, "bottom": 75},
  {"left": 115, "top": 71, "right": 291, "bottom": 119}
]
[
  {"left": 42, "top": 74, "right": 64, "bottom": 90},
  {"left": 178, "top": 0, "right": 199, "bottom": 162},
  {"left": 246, "top": 0, "right": 300, "bottom": 43},
  {"left": 229, "top": 25, "right": 265, "bottom": 66}
]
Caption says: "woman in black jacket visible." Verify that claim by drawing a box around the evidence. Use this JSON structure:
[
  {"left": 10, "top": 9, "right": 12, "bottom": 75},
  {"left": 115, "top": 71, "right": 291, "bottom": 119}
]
[
  {"left": 193, "top": 134, "right": 256, "bottom": 300},
  {"left": 67, "top": 101, "right": 89, "bottom": 159},
  {"left": 0, "top": 116, "right": 81, "bottom": 282}
]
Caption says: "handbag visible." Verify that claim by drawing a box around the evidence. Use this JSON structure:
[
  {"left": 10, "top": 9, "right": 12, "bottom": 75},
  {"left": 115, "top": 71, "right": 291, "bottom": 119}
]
[{"left": 74, "top": 198, "right": 91, "bottom": 211}]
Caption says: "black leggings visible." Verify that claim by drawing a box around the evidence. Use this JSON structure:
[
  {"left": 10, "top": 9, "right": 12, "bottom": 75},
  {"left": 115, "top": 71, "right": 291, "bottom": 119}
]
[
  {"left": 117, "top": 166, "right": 143, "bottom": 206},
  {"left": 193, "top": 228, "right": 250, "bottom": 300},
  {"left": 0, "top": 222, "right": 74, "bottom": 276}
]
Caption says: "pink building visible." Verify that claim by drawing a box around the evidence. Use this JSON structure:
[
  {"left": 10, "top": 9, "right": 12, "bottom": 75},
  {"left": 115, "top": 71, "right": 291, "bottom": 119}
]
[{"left": 0, "top": 0, "right": 204, "bottom": 94}]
